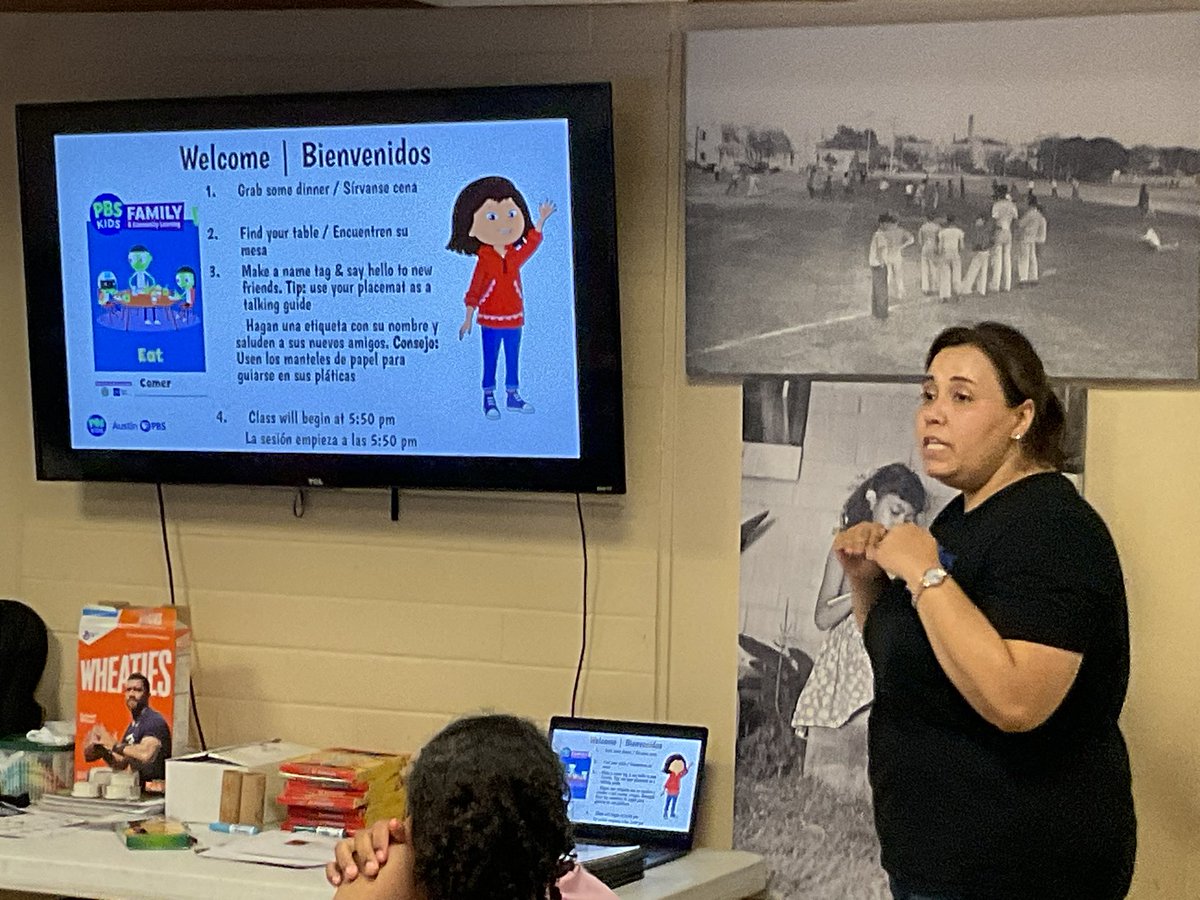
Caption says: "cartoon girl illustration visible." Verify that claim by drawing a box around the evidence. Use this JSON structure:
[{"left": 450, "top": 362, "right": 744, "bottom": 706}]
[
  {"left": 661, "top": 753, "right": 690, "bottom": 818},
  {"left": 792, "top": 463, "right": 926, "bottom": 786},
  {"left": 447, "top": 176, "right": 555, "bottom": 420}
]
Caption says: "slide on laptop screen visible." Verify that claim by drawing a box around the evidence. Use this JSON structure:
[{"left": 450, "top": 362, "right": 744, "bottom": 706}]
[{"left": 549, "top": 717, "right": 708, "bottom": 869}]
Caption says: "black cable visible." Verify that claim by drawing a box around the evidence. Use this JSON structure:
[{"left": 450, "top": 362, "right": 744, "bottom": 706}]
[
  {"left": 156, "top": 484, "right": 207, "bottom": 751},
  {"left": 570, "top": 492, "right": 588, "bottom": 717}
]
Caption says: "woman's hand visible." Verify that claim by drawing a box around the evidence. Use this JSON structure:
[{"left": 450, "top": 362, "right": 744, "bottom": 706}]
[
  {"left": 832, "top": 522, "right": 891, "bottom": 628},
  {"left": 831, "top": 522, "right": 888, "bottom": 587},
  {"left": 536, "top": 200, "right": 556, "bottom": 231},
  {"left": 458, "top": 309, "right": 474, "bottom": 340},
  {"left": 326, "top": 817, "right": 405, "bottom": 887},
  {"left": 868, "top": 522, "right": 940, "bottom": 590}
]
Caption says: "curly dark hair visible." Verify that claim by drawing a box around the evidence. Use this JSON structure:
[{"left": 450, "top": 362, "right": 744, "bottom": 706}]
[{"left": 407, "top": 714, "right": 575, "bottom": 900}]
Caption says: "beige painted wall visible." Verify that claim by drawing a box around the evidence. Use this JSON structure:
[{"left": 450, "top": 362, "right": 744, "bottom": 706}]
[{"left": 0, "top": 1, "right": 1197, "bottom": 896}]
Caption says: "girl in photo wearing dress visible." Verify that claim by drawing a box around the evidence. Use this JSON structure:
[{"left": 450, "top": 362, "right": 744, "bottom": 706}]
[{"left": 793, "top": 463, "right": 926, "bottom": 791}]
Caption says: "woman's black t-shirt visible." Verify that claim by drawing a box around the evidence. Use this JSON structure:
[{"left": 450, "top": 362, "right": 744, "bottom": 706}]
[{"left": 863, "top": 472, "right": 1135, "bottom": 899}]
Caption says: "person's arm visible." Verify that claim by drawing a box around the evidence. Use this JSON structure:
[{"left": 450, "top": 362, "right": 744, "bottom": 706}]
[
  {"left": 328, "top": 818, "right": 405, "bottom": 887},
  {"left": 870, "top": 523, "right": 1082, "bottom": 732},
  {"left": 829, "top": 522, "right": 889, "bottom": 630},
  {"left": 813, "top": 549, "right": 852, "bottom": 631},
  {"left": 113, "top": 735, "right": 162, "bottom": 769},
  {"left": 507, "top": 226, "right": 545, "bottom": 267},
  {"left": 459, "top": 260, "right": 489, "bottom": 338},
  {"left": 335, "top": 842, "right": 419, "bottom": 900}
]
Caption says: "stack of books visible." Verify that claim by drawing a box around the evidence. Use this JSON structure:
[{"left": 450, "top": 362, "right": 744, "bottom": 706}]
[{"left": 277, "top": 748, "right": 410, "bottom": 835}]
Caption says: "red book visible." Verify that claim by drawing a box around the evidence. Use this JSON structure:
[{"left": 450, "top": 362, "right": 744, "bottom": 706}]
[
  {"left": 283, "top": 807, "right": 366, "bottom": 829},
  {"left": 278, "top": 749, "right": 405, "bottom": 784},
  {"left": 278, "top": 784, "right": 367, "bottom": 810}
]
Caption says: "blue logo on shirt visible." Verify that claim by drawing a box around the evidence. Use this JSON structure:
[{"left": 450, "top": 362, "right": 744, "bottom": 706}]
[{"left": 937, "top": 545, "right": 956, "bottom": 572}]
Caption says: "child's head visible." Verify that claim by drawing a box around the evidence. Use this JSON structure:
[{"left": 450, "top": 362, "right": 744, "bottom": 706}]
[
  {"left": 175, "top": 266, "right": 195, "bottom": 290},
  {"left": 128, "top": 245, "right": 152, "bottom": 271},
  {"left": 447, "top": 176, "right": 534, "bottom": 255},
  {"left": 840, "top": 463, "right": 926, "bottom": 529},
  {"left": 663, "top": 754, "right": 687, "bottom": 775},
  {"left": 407, "top": 714, "right": 573, "bottom": 900}
]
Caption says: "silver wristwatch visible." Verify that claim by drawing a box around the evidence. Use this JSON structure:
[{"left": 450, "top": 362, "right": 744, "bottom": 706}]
[{"left": 911, "top": 566, "right": 948, "bottom": 609}]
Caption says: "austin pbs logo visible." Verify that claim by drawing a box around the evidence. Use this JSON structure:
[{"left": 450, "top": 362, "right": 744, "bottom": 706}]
[{"left": 86, "top": 414, "right": 107, "bottom": 437}]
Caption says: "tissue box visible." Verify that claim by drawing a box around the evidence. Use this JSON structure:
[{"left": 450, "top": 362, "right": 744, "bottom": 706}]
[{"left": 165, "top": 741, "right": 314, "bottom": 825}]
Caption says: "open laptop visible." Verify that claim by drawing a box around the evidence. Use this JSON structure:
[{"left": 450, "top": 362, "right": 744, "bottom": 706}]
[{"left": 549, "top": 716, "right": 708, "bottom": 871}]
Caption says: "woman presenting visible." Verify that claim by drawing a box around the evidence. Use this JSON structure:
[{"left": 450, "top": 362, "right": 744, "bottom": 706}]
[{"left": 834, "top": 322, "right": 1135, "bottom": 900}]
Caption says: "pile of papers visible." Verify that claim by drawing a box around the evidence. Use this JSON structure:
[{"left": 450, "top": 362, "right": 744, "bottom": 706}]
[
  {"left": 0, "top": 802, "right": 84, "bottom": 839},
  {"left": 35, "top": 792, "right": 165, "bottom": 825}
]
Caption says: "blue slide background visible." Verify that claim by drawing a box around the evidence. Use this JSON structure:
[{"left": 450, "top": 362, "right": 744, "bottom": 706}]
[{"left": 53, "top": 119, "right": 581, "bottom": 459}]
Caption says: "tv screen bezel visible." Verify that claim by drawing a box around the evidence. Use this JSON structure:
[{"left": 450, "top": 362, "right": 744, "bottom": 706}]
[{"left": 17, "top": 82, "right": 625, "bottom": 494}]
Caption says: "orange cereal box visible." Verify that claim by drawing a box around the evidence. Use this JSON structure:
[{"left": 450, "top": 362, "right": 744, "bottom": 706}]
[{"left": 74, "top": 605, "right": 191, "bottom": 786}]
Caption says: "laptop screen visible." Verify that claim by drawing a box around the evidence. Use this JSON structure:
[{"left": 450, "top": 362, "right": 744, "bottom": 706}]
[{"left": 549, "top": 716, "right": 708, "bottom": 848}]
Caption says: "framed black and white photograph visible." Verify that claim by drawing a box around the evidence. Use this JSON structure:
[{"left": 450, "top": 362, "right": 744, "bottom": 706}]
[
  {"left": 736, "top": 378, "right": 1087, "bottom": 898},
  {"left": 686, "top": 12, "right": 1200, "bottom": 380}
]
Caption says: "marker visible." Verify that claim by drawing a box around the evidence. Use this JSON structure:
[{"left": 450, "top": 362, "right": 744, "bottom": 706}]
[
  {"left": 209, "top": 822, "right": 260, "bottom": 835},
  {"left": 289, "top": 824, "right": 346, "bottom": 838}
]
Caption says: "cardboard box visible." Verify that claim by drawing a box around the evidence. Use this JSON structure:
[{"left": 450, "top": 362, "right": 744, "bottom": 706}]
[
  {"left": 74, "top": 605, "right": 191, "bottom": 785},
  {"left": 165, "top": 741, "right": 315, "bottom": 825}
]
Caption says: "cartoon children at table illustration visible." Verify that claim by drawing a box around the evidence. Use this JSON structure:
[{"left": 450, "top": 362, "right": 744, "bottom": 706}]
[{"left": 447, "top": 176, "right": 555, "bottom": 421}]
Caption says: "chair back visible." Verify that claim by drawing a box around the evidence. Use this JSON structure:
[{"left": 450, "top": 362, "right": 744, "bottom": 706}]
[{"left": 0, "top": 600, "right": 49, "bottom": 736}]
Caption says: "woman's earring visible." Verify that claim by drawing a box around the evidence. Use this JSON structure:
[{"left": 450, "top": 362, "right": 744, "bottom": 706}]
[{"left": 1012, "top": 432, "right": 1024, "bottom": 441}]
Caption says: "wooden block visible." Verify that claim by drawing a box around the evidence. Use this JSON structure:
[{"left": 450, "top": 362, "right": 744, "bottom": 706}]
[
  {"left": 218, "top": 769, "right": 243, "bottom": 824},
  {"left": 237, "top": 772, "right": 266, "bottom": 827}
]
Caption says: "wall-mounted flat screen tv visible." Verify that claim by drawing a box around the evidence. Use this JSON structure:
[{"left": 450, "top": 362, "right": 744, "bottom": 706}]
[{"left": 17, "top": 82, "right": 624, "bottom": 493}]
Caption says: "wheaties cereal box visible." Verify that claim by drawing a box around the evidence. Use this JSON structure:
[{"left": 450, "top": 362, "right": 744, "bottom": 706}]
[{"left": 74, "top": 605, "right": 191, "bottom": 786}]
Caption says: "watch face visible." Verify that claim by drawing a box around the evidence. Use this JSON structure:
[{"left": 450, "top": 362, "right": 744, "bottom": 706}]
[{"left": 922, "top": 567, "right": 947, "bottom": 588}]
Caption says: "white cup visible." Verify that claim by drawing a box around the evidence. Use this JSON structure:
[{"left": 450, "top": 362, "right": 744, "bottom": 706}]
[{"left": 104, "top": 783, "right": 132, "bottom": 800}]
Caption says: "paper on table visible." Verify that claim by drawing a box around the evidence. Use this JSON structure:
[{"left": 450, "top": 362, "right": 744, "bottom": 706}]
[
  {"left": 0, "top": 809, "right": 85, "bottom": 838},
  {"left": 197, "top": 829, "right": 339, "bottom": 868}
]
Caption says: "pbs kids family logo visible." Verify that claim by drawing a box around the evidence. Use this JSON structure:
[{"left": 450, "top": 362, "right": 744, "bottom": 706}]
[
  {"left": 86, "top": 414, "right": 107, "bottom": 437},
  {"left": 90, "top": 193, "right": 124, "bottom": 235}
]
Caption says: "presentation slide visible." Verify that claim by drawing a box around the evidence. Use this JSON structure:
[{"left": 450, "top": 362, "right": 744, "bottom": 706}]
[
  {"left": 52, "top": 118, "right": 581, "bottom": 459},
  {"left": 552, "top": 728, "right": 703, "bottom": 834}
]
